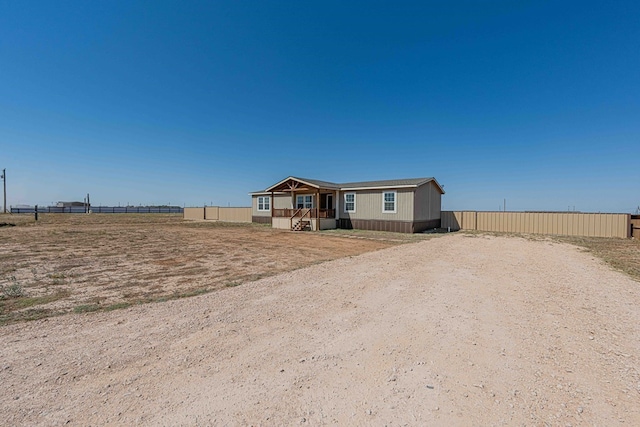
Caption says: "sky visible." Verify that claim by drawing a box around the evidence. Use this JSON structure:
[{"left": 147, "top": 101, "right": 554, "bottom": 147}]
[{"left": 1, "top": 1, "right": 638, "bottom": 212}]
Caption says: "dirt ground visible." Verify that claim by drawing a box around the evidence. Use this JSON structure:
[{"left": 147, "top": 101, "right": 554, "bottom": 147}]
[
  {"left": 2, "top": 232, "right": 639, "bottom": 426},
  {"left": 0, "top": 214, "right": 393, "bottom": 324}
]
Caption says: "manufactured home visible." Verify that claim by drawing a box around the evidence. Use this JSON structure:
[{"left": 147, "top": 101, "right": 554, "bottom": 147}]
[{"left": 250, "top": 176, "right": 444, "bottom": 233}]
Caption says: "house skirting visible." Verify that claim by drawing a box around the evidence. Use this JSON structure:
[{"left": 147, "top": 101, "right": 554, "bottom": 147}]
[
  {"left": 252, "top": 216, "right": 272, "bottom": 225},
  {"left": 271, "top": 217, "right": 337, "bottom": 231},
  {"left": 338, "top": 218, "right": 440, "bottom": 233}
]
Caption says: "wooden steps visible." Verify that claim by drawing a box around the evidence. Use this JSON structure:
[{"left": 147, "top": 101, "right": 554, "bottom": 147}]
[{"left": 291, "top": 219, "right": 311, "bottom": 231}]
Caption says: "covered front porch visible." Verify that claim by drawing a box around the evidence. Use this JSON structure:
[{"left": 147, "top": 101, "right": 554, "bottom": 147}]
[{"left": 266, "top": 177, "right": 339, "bottom": 231}]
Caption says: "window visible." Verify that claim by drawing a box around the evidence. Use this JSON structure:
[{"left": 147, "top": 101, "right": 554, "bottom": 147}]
[
  {"left": 344, "top": 193, "right": 356, "bottom": 213},
  {"left": 257, "top": 196, "right": 270, "bottom": 211},
  {"left": 382, "top": 191, "right": 396, "bottom": 213},
  {"left": 296, "top": 195, "right": 313, "bottom": 209}
]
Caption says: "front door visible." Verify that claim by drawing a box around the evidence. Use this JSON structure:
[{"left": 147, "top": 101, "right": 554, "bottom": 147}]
[{"left": 320, "top": 194, "right": 333, "bottom": 210}]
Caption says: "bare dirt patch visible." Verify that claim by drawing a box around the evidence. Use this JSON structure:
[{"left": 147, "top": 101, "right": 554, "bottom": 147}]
[
  {"left": 461, "top": 229, "right": 640, "bottom": 282},
  {"left": 1, "top": 233, "right": 639, "bottom": 426},
  {"left": 0, "top": 214, "right": 396, "bottom": 324}
]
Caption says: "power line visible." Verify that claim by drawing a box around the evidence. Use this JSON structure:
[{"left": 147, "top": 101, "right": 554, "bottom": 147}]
[{"left": 1, "top": 168, "right": 6, "bottom": 214}]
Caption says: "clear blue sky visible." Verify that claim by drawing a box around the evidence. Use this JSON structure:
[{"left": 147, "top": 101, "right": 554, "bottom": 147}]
[{"left": 1, "top": 1, "right": 638, "bottom": 212}]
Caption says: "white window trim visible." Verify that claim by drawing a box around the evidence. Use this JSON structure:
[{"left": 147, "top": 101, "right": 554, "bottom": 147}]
[
  {"left": 296, "top": 194, "right": 313, "bottom": 209},
  {"left": 257, "top": 196, "right": 270, "bottom": 212},
  {"left": 382, "top": 191, "right": 397, "bottom": 213},
  {"left": 344, "top": 192, "right": 356, "bottom": 213}
]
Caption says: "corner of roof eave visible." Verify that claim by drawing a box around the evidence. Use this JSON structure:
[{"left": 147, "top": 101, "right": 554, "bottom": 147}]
[{"left": 425, "top": 178, "right": 445, "bottom": 194}]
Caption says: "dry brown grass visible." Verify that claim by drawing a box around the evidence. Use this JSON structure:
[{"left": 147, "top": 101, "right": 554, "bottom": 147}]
[{"left": 0, "top": 213, "right": 398, "bottom": 325}]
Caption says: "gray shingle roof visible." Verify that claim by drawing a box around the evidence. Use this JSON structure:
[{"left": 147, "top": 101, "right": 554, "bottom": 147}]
[
  {"left": 257, "top": 176, "right": 444, "bottom": 194},
  {"left": 338, "top": 177, "right": 436, "bottom": 189},
  {"left": 290, "top": 177, "right": 340, "bottom": 190}
]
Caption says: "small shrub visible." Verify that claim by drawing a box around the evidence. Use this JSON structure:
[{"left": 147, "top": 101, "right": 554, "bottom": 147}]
[
  {"left": 105, "top": 302, "right": 133, "bottom": 311},
  {"left": 2, "top": 277, "right": 25, "bottom": 298},
  {"left": 73, "top": 304, "right": 101, "bottom": 313}
]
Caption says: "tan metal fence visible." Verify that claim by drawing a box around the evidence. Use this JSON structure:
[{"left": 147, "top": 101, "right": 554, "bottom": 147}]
[
  {"left": 442, "top": 211, "right": 631, "bottom": 238},
  {"left": 184, "top": 207, "right": 205, "bottom": 220},
  {"left": 631, "top": 216, "right": 640, "bottom": 239},
  {"left": 183, "top": 207, "right": 252, "bottom": 223},
  {"left": 219, "top": 207, "right": 252, "bottom": 222}
]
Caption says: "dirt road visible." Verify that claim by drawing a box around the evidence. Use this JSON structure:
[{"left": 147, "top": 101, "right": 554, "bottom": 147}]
[{"left": 2, "top": 234, "right": 639, "bottom": 426}]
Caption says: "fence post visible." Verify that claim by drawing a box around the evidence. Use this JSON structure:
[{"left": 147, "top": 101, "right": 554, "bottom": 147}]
[{"left": 35, "top": 205, "right": 38, "bottom": 221}]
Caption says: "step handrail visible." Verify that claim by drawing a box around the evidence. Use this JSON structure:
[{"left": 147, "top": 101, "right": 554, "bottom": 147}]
[
  {"left": 290, "top": 208, "right": 302, "bottom": 230},
  {"left": 291, "top": 208, "right": 312, "bottom": 230}
]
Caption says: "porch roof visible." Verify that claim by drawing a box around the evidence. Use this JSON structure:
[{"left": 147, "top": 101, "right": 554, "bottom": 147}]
[
  {"left": 264, "top": 176, "right": 340, "bottom": 193},
  {"left": 248, "top": 191, "right": 287, "bottom": 196}
]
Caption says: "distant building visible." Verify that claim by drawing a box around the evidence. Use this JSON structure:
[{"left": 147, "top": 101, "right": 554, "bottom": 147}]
[{"left": 56, "top": 201, "right": 85, "bottom": 208}]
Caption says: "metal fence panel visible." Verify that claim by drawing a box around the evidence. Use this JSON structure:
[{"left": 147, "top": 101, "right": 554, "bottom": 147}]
[
  {"left": 183, "top": 207, "right": 205, "bottom": 220},
  {"left": 218, "top": 207, "right": 252, "bottom": 222},
  {"left": 11, "top": 206, "right": 183, "bottom": 214},
  {"left": 441, "top": 211, "right": 630, "bottom": 238},
  {"left": 183, "top": 207, "right": 252, "bottom": 223}
]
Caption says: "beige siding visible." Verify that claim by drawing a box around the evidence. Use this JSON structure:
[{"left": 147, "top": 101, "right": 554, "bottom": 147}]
[
  {"left": 252, "top": 195, "right": 270, "bottom": 217},
  {"left": 442, "top": 211, "right": 630, "bottom": 238},
  {"left": 252, "top": 194, "right": 291, "bottom": 216},
  {"left": 183, "top": 207, "right": 205, "bottom": 220},
  {"left": 342, "top": 189, "right": 414, "bottom": 221},
  {"left": 413, "top": 182, "right": 442, "bottom": 221},
  {"left": 274, "top": 194, "right": 292, "bottom": 209}
]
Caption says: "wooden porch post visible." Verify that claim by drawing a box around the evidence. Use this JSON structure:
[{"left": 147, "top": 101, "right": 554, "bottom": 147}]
[
  {"left": 316, "top": 190, "right": 320, "bottom": 231},
  {"left": 270, "top": 191, "right": 274, "bottom": 220}
]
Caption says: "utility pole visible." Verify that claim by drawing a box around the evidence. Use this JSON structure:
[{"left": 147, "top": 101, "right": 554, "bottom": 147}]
[{"left": 1, "top": 168, "right": 5, "bottom": 214}]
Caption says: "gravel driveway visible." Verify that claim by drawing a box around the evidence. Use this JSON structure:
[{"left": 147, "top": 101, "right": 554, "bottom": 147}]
[{"left": 2, "top": 233, "right": 639, "bottom": 426}]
